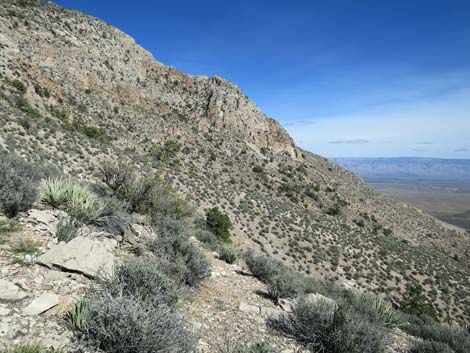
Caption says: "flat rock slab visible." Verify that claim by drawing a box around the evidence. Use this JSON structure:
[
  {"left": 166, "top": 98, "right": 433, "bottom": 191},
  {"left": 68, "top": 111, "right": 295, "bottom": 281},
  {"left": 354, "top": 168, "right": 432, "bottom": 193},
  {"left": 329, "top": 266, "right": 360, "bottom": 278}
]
[
  {"left": 23, "top": 293, "right": 59, "bottom": 315},
  {"left": 0, "top": 279, "right": 27, "bottom": 301},
  {"left": 38, "top": 236, "right": 117, "bottom": 278}
]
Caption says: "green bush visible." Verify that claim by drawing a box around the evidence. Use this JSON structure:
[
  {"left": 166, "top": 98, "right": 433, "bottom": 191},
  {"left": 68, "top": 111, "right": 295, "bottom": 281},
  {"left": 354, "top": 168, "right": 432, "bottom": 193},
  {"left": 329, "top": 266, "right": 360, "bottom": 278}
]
[
  {"left": 409, "top": 340, "right": 455, "bottom": 353},
  {"left": 400, "top": 283, "right": 438, "bottom": 321},
  {"left": 268, "top": 297, "right": 385, "bottom": 353},
  {"left": 206, "top": 207, "right": 231, "bottom": 242},
  {"left": 149, "top": 139, "right": 181, "bottom": 165},
  {"left": 114, "top": 172, "right": 191, "bottom": 220},
  {"left": 11, "top": 79, "right": 27, "bottom": 93},
  {"left": 0, "top": 153, "right": 40, "bottom": 217},
  {"left": 99, "top": 161, "right": 132, "bottom": 195},
  {"left": 403, "top": 319, "right": 470, "bottom": 353},
  {"left": 218, "top": 244, "right": 239, "bottom": 264},
  {"left": 82, "top": 294, "right": 194, "bottom": 353},
  {"left": 107, "top": 257, "right": 180, "bottom": 306}
]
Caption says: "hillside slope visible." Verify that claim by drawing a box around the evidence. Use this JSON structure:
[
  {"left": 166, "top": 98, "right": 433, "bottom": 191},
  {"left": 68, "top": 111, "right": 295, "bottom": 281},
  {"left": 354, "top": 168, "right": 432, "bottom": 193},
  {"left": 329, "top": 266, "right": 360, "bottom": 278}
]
[{"left": 0, "top": 0, "right": 469, "bottom": 325}]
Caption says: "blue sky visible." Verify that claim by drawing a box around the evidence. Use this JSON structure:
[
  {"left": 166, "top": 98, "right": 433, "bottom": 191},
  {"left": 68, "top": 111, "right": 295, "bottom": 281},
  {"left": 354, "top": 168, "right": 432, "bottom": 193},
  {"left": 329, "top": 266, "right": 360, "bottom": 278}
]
[{"left": 54, "top": 0, "right": 470, "bottom": 158}]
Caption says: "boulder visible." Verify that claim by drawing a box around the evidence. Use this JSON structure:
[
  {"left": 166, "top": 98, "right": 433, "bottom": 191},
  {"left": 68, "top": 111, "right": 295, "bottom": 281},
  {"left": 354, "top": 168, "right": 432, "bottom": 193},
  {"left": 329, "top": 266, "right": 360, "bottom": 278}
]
[
  {"left": 23, "top": 293, "right": 59, "bottom": 315},
  {"left": 38, "top": 236, "right": 117, "bottom": 278},
  {"left": 0, "top": 279, "right": 27, "bottom": 301}
]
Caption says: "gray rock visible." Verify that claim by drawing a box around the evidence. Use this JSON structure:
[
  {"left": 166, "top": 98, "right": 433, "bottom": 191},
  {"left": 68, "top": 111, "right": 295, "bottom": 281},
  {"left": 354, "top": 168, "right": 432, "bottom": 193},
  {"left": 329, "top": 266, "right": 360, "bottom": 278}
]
[
  {"left": 0, "top": 279, "right": 27, "bottom": 301},
  {"left": 23, "top": 293, "right": 59, "bottom": 315},
  {"left": 38, "top": 236, "right": 117, "bottom": 278}
]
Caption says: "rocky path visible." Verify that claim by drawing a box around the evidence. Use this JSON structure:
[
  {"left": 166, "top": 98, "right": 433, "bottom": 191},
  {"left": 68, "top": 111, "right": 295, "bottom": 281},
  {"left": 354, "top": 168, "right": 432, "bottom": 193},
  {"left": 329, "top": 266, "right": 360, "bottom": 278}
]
[{"left": 185, "top": 249, "right": 305, "bottom": 353}]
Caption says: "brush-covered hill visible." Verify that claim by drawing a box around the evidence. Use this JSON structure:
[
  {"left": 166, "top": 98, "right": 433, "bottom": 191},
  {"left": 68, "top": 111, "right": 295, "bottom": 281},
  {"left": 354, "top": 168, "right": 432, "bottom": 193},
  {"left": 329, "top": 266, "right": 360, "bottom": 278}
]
[{"left": 0, "top": 0, "right": 469, "bottom": 326}]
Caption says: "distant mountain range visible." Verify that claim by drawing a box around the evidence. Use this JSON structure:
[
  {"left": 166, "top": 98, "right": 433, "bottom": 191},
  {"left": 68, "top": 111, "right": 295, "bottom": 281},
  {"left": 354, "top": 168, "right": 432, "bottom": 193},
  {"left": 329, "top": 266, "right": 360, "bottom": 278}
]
[{"left": 332, "top": 157, "right": 470, "bottom": 181}]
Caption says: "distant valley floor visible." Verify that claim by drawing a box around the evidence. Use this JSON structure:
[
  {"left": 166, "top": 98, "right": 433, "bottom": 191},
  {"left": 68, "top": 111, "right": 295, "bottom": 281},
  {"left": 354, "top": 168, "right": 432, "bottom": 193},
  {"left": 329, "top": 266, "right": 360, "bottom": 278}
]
[{"left": 366, "top": 178, "right": 470, "bottom": 231}]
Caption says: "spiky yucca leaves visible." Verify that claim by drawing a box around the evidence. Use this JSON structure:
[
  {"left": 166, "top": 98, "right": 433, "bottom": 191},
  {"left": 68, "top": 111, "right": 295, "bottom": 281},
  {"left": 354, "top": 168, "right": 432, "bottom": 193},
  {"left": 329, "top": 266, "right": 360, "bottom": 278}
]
[
  {"left": 345, "top": 293, "right": 403, "bottom": 329},
  {"left": 40, "top": 178, "right": 70, "bottom": 208},
  {"left": 41, "top": 178, "right": 106, "bottom": 225},
  {"left": 66, "top": 298, "right": 88, "bottom": 332}
]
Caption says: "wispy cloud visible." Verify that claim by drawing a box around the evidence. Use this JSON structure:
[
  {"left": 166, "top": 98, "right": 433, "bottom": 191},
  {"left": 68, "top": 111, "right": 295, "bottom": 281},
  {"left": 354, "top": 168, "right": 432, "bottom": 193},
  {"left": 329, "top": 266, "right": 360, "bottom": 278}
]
[
  {"left": 417, "top": 141, "right": 433, "bottom": 145},
  {"left": 454, "top": 148, "right": 468, "bottom": 153},
  {"left": 329, "top": 139, "right": 369, "bottom": 144}
]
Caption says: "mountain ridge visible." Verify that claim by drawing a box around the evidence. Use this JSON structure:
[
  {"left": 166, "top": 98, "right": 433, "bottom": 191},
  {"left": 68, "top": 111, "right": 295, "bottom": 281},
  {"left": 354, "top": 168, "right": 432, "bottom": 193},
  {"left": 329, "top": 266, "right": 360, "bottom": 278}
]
[{"left": 1, "top": 0, "right": 469, "bottom": 327}]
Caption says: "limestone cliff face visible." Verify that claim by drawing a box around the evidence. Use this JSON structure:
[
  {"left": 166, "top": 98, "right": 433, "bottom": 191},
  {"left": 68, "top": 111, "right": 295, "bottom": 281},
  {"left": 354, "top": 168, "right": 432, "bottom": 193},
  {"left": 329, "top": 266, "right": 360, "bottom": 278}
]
[{"left": 0, "top": 0, "right": 300, "bottom": 158}]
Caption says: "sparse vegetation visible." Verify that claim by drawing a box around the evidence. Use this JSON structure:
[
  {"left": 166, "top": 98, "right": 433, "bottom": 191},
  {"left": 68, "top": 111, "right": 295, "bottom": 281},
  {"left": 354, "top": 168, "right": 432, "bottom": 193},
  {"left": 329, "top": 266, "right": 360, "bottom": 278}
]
[
  {"left": 218, "top": 244, "right": 239, "bottom": 264},
  {"left": 0, "top": 219, "right": 21, "bottom": 233},
  {"left": 268, "top": 297, "right": 385, "bottom": 353},
  {"left": 80, "top": 294, "right": 194, "bottom": 353},
  {"left": 0, "top": 153, "right": 40, "bottom": 217}
]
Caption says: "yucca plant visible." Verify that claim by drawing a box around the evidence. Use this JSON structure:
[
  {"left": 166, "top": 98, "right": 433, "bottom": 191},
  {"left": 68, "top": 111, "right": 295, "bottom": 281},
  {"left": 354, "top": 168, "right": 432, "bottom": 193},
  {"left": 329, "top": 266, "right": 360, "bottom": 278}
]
[
  {"left": 346, "top": 293, "right": 403, "bottom": 328},
  {"left": 66, "top": 298, "right": 88, "bottom": 332},
  {"left": 68, "top": 191, "right": 106, "bottom": 225},
  {"left": 40, "top": 177, "right": 70, "bottom": 208}
]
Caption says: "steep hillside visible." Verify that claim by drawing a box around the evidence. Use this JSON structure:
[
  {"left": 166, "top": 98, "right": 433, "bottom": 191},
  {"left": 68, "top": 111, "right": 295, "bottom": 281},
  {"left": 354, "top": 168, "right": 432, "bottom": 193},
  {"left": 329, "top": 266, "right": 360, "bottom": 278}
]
[{"left": 0, "top": 0, "right": 469, "bottom": 326}]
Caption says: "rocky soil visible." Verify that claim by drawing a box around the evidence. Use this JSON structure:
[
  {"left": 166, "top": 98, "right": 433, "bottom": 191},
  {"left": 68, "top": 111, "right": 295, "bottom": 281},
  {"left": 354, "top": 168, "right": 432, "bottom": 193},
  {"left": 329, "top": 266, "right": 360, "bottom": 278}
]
[{"left": 0, "top": 208, "right": 415, "bottom": 353}]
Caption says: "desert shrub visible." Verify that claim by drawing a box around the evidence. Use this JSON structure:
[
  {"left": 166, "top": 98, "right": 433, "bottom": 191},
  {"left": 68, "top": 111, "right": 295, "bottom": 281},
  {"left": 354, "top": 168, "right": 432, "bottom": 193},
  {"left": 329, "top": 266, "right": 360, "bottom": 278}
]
[
  {"left": 218, "top": 244, "right": 239, "bottom": 264},
  {"left": 56, "top": 215, "right": 79, "bottom": 242},
  {"left": 244, "top": 251, "right": 319, "bottom": 300},
  {"left": 344, "top": 293, "right": 403, "bottom": 328},
  {"left": 99, "top": 161, "right": 132, "bottom": 195},
  {"left": 11, "top": 79, "right": 27, "bottom": 93},
  {"left": 244, "top": 251, "right": 283, "bottom": 281},
  {"left": 149, "top": 139, "right": 181, "bottom": 165},
  {"left": 194, "top": 228, "right": 219, "bottom": 250},
  {"left": 0, "top": 219, "right": 21, "bottom": 233},
  {"left": 82, "top": 294, "right": 194, "bottom": 353},
  {"left": 0, "top": 153, "right": 39, "bottom": 217},
  {"left": 102, "top": 200, "right": 135, "bottom": 237},
  {"left": 268, "top": 298, "right": 385, "bottom": 353},
  {"left": 147, "top": 217, "right": 211, "bottom": 286},
  {"left": 266, "top": 271, "right": 314, "bottom": 300},
  {"left": 409, "top": 340, "right": 455, "bottom": 353},
  {"left": 117, "top": 173, "right": 191, "bottom": 220},
  {"left": 106, "top": 257, "right": 180, "bottom": 306},
  {"left": 403, "top": 319, "right": 470, "bottom": 353},
  {"left": 206, "top": 207, "right": 231, "bottom": 242},
  {"left": 2, "top": 343, "right": 63, "bottom": 353},
  {"left": 400, "top": 283, "right": 438, "bottom": 321}
]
